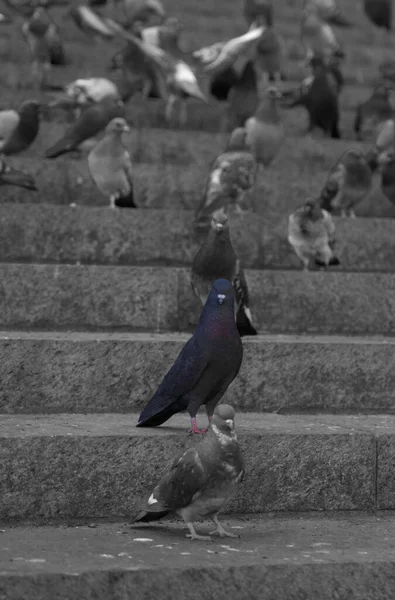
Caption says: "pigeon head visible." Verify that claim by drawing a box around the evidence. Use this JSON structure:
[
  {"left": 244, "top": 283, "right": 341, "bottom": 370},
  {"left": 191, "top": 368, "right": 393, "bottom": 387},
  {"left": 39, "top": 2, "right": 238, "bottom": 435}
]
[
  {"left": 343, "top": 147, "right": 365, "bottom": 165},
  {"left": 380, "top": 149, "right": 395, "bottom": 169},
  {"left": 164, "top": 17, "right": 183, "bottom": 33},
  {"left": 365, "top": 147, "right": 379, "bottom": 173},
  {"left": 211, "top": 208, "right": 229, "bottom": 233},
  {"left": 106, "top": 117, "right": 130, "bottom": 135},
  {"left": 266, "top": 85, "right": 282, "bottom": 100},
  {"left": 303, "top": 196, "right": 321, "bottom": 220},
  {"left": 211, "top": 403, "right": 236, "bottom": 432},
  {"left": 208, "top": 278, "right": 234, "bottom": 307}
]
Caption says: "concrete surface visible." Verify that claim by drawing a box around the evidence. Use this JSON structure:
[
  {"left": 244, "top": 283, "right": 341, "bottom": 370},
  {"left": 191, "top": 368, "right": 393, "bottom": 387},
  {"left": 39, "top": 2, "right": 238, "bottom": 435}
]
[
  {"left": 0, "top": 413, "right": 384, "bottom": 519},
  {"left": 2, "top": 205, "right": 395, "bottom": 271},
  {"left": 2, "top": 332, "right": 395, "bottom": 414},
  {"left": 2, "top": 265, "right": 395, "bottom": 334},
  {"left": 1, "top": 513, "right": 395, "bottom": 599}
]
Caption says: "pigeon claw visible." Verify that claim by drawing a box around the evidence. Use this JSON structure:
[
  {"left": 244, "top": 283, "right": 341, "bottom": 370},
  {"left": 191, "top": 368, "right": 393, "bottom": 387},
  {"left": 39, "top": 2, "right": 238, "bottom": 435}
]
[
  {"left": 209, "top": 528, "right": 239, "bottom": 538},
  {"left": 188, "top": 425, "right": 207, "bottom": 435},
  {"left": 186, "top": 532, "right": 213, "bottom": 541}
]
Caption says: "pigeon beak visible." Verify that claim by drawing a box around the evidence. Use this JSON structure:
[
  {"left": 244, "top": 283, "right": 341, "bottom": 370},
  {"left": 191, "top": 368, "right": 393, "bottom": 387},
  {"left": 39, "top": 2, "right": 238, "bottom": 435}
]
[
  {"left": 217, "top": 294, "right": 226, "bottom": 304},
  {"left": 225, "top": 419, "right": 234, "bottom": 429},
  {"left": 0, "top": 164, "right": 37, "bottom": 190},
  {"left": 122, "top": 124, "right": 130, "bottom": 133}
]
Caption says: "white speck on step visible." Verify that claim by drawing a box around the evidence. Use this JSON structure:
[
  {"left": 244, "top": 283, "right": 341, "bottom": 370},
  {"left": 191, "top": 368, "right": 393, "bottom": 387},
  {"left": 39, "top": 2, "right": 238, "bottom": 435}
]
[
  {"left": 286, "top": 544, "right": 295, "bottom": 547},
  {"left": 311, "top": 542, "right": 331, "bottom": 547},
  {"left": 230, "top": 526, "right": 244, "bottom": 529},
  {"left": 180, "top": 552, "right": 191, "bottom": 555},
  {"left": 100, "top": 554, "right": 115, "bottom": 558},
  {"left": 133, "top": 538, "right": 153, "bottom": 542},
  {"left": 26, "top": 559, "right": 46, "bottom": 563},
  {"left": 220, "top": 545, "right": 240, "bottom": 552}
]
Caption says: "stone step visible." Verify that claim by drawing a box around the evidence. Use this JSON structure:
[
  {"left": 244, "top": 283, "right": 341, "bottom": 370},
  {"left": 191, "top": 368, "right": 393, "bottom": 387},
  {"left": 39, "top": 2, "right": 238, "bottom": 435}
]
[
  {"left": 2, "top": 158, "right": 392, "bottom": 218},
  {"left": 0, "top": 264, "right": 395, "bottom": 335},
  {"left": 1, "top": 513, "right": 395, "bottom": 600},
  {"left": 1, "top": 412, "right": 390, "bottom": 521},
  {"left": 1, "top": 331, "right": 395, "bottom": 414},
  {"left": 1, "top": 204, "right": 395, "bottom": 271}
]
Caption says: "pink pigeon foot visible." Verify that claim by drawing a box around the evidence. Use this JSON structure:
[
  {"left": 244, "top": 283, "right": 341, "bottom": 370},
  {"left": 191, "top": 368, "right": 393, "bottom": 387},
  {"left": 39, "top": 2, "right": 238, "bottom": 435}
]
[{"left": 188, "top": 418, "right": 207, "bottom": 435}]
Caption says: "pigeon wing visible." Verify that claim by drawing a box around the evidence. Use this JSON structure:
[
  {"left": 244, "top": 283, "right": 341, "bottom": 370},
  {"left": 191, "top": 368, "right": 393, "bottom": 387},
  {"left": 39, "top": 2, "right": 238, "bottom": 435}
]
[
  {"left": 322, "top": 208, "right": 336, "bottom": 249},
  {"left": 0, "top": 110, "right": 19, "bottom": 143},
  {"left": 137, "top": 335, "right": 209, "bottom": 427}
]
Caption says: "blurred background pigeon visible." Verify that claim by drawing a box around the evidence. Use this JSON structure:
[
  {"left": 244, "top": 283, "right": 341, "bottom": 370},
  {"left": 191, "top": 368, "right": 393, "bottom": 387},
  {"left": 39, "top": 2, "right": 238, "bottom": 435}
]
[
  {"left": 288, "top": 196, "right": 340, "bottom": 270},
  {"left": 137, "top": 279, "right": 243, "bottom": 434},
  {"left": 0, "top": 155, "right": 37, "bottom": 189},
  {"left": 379, "top": 150, "right": 395, "bottom": 205},
  {"left": 354, "top": 82, "right": 394, "bottom": 142},
  {"left": 191, "top": 208, "right": 258, "bottom": 337},
  {"left": 133, "top": 404, "right": 244, "bottom": 541},
  {"left": 0, "top": 100, "right": 41, "bottom": 155},
  {"left": 88, "top": 116, "right": 136, "bottom": 208}
]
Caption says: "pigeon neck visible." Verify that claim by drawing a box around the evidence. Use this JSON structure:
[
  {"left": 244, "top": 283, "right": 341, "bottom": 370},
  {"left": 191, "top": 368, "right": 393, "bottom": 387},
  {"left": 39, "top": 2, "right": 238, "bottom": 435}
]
[
  {"left": 255, "top": 98, "right": 279, "bottom": 123},
  {"left": 198, "top": 297, "right": 238, "bottom": 334}
]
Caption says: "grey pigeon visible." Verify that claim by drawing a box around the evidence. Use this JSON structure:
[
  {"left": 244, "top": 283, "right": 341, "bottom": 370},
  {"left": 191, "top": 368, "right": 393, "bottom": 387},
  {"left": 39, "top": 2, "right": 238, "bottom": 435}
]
[
  {"left": 88, "top": 117, "right": 136, "bottom": 208},
  {"left": 0, "top": 100, "right": 40, "bottom": 155},
  {"left": 45, "top": 98, "right": 125, "bottom": 158},
  {"left": 0, "top": 155, "right": 37, "bottom": 190},
  {"left": 354, "top": 83, "right": 393, "bottom": 142},
  {"left": 364, "top": 0, "right": 392, "bottom": 32},
  {"left": 137, "top": 279, "right": 243, "bottom": 434},
  {"left": 288, "top": 196, "right": 339, "bottom": 270},
  {"left": 245, "top": 85, "right": 284, "bottom": 168},
  {"left": 319, "top": 148, "right": 372, "bottom": 217},
  {"left": 195, "top": 127, "right": 257, "bottom": 230},
  {"left": 191, "top": 209, "right": 258, "bottom": 337},
  {"left": 365, "top": 119, "right": 395, "bottom": 172},
  {"left": 379, "top": 150, "right": 395, "bottom": 205},
  {"left": 132, "top": 403, "right": 244, "bottom": 541}
]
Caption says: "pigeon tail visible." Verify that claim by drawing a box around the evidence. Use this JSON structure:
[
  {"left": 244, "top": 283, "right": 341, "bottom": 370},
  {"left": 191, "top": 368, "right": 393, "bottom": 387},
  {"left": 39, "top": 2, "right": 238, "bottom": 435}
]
[
  {"left": 236, "top": 307, "right": 258, "bottom": 337},
  {"left": 115, "top": 187, "right": 137, "bottom": 208},
  {"left": 131, "top": 500, "right": 170, "bottom": 523},
  {"left": 137, "top": 398, "right": 187, "bottom": 427},
  {"left": 315, "top": 256, "right": 340, "bottom": 267}
]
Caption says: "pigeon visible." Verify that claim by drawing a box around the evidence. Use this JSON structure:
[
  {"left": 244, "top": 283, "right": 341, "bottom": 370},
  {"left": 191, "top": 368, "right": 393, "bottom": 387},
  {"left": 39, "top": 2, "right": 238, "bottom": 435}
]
[
  {"left": 365, "top": 119, "right": 395, "bottom": 172},
  {"left": 0, "top": 155, "right": 37, "bottom": 189},
  {"left": 243, "top": 0, "right": 273, "bottom": 26},
  {"left": 364, "top": 0, "right": 392, "bottom": 32},
  {"left": 380, "top": 150, "right": 395, "bottom": 205},
  {"left": 301, "top": 4, "right": 342, "bottom": 61},
  {"left": 195, "top": 128, "right": 257, "bottom": 229},
  {"left": 191, "top": 209, "right": 258, "bottom": 337},
  {"left": 88, "top": 117, "right": 136, "bottom": 209},
  {"left": 209, "top": 66, "right": 239, "bottom": 102},
  {"left": 304, "top": 0, "right": 352, "bottom": 27},
  {"left": 319, "top": 148, "right": 372, "bottom": 217},
  {"left": 354, "top": 82, "right": 393, "bottom": 142},
  {"left": 244, "top": 85, "right": 284, "bottom": 168},
  {"left": 288, "top": 196, "right": 339, "bottom": 270},
  {"left": 227, "top": 61, "right": 258, "bottom": 128},
  {"left": 68, "top": 4, "right": 115, "bottom": 39},
  {"left": 137, "top": 279, "right": 243, "bottom": 434},
  {"left": 281, "top": 56, "right": 340, "bottom": 138},
  {"left": 133, "top": 403, "right": 244, "bottom": 541},
  {"left": 0, "top": 100, "right": 40, "bottom": 155},
  {"left": 45, "top": 98, "right": 125, "bottom": 158},
  {"left": 193, "top": 26, "right": 265, "bottom": 76},
  {"left": 65, "top": 78, "right": 121, "bottom": 104},
  {"left": 140, "top": 16, "right": 183, "bottom": 55},
  {"left": 255, "top": 25, "right": 284, "bottom": 86},
  {"left": 106, "top": 25, "right": 208, "bottom": 125}
]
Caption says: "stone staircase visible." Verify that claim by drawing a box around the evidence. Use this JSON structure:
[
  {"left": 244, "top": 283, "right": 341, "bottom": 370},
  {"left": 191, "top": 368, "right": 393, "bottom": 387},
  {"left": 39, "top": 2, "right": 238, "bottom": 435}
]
[{"left": 1, "top": 0, "right": 395, "bottom": 597}]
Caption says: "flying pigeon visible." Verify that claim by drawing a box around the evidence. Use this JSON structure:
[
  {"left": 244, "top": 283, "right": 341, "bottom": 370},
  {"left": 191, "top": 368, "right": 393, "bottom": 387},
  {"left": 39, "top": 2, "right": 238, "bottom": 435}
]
[
  {"left": 281, "top": 56, "right": 340, "bottom": 138},
  {"left": 88, "top": 117, "right": 136, "bottom": 209},
  {"left": 68, "top": 4, "right": 115, "bottom": 39},
  {"left": 193, "top": 25, "right": 265, "bottom": 76},
  {"left": 319, "top": 148, "right": 372, "bottom": 217},
  {"left": 365, "top": 119, "right": 395, "bottom": 172},
  {"left": 304, "top": 0, "right": 352, "bottom": 27},
  {"left": 354, "top": 82, "right": 394, "bottom": 142},
  {"left": 191, "top": 209, "right": 258, "bottom": 337},
  {"left": 288, "top": 196, "right": 340, "bottom": 271},
  {"left": 105, "top": 24, "right": 208, "bottom": 125},
  {"left": 227, "top": 61, "right": 258, "bottom": 128},
  {"left": 45, "top": 98, "right": 125, "bottom": 158},
  {"left": 133, "top": 403, "right": 244, "bottom": 541},
  {"left": 379, "top": 150, "right": 395, "bottom": 205},
  {"left": 0, "top": 155, "right": 37, "bottom": 189},
  {"left": 209, "top": 66, "right": 239, "bottom": 102},
  {"left": 363, "top": 0, "right": 392, "bottom": 32},
  {"left": 243, "top": 0, "right": 273, "bottom": 26},
  {"left": 0, "top": 100, "right": 40, "bottom": 155},
  {"left": 195, "top": 128, "right": 257, "bottom": 229},
  {"left": 137, "top": 279, "right": 243, "bottom": 434},
  {"left": 244, "top": 85, "right": 284, "bottom": 168}
]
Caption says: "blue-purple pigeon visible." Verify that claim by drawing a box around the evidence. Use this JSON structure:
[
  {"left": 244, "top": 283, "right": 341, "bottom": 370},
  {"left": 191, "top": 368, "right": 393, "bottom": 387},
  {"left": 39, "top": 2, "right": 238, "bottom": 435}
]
[
  {"left": 137, "top": 279, "right": 243, "bottom": 434},
  {"left": 132, "top": 403, "right": 244, "bottom": 541}
]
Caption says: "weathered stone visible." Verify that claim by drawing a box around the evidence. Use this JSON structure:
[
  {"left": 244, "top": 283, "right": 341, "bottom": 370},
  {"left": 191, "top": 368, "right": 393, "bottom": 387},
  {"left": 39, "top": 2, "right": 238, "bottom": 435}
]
[
  {"left": 0, "top": 414, "right": 375, "bottom": 520},
  {"left": 1, "top": 514, "right": 395, "bottom": 599},
  {"left": 2, "top": 332, "right": 395, "bottom": 414}
]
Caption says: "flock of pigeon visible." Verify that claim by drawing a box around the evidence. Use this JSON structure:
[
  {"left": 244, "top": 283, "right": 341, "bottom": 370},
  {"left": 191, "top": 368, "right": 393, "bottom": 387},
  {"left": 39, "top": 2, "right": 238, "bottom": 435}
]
[{"left": 1, "top": 0, "right": 395, "bottom": 540}]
